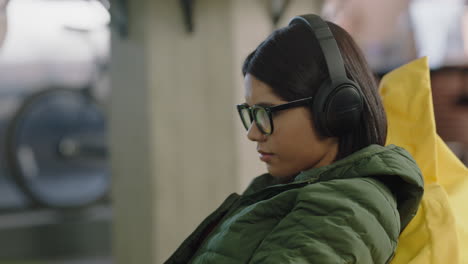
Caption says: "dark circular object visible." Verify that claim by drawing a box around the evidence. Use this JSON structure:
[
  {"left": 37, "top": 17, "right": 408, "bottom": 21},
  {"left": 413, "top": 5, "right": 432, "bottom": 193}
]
[
  {"left": 6, "top": 88, "right": 109, "bottom": 209},
  {"left": 313, "top": 81, "right": 363, "bottom": 137}
]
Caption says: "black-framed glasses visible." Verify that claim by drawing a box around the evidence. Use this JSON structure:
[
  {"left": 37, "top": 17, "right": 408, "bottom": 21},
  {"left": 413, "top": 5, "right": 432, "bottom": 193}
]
[{"left": 236, "top": 97, "right": 313, "bottom": 135}]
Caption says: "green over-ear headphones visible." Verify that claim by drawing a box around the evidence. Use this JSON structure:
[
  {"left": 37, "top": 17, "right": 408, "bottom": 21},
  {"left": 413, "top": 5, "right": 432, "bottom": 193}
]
[{"left": 289, "top": 14, "right": 364, "bottom": 137}]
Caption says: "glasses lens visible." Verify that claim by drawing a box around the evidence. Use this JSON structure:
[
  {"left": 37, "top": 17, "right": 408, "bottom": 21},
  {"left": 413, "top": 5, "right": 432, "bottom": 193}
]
[
  {"left": 239, "top": 107, "right": 252, "bottom": 130},
  {"left": 254, "top": 108, "right": 271, "bottom": 134}
]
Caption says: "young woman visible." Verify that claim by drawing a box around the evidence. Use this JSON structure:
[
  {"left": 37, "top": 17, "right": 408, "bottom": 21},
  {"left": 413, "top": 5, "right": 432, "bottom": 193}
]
[{"left": 166, "top": 14, "right": 424, "bottom": 264}]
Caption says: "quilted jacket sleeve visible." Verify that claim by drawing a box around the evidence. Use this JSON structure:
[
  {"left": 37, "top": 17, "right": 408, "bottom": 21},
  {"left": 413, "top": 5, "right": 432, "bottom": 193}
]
[{"left": 248, "top": 177, "right": 400, "bottom": 264}]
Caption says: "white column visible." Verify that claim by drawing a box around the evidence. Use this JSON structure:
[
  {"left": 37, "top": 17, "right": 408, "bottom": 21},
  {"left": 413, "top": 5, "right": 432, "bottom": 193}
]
[
  {"left": 111, "top": 0, "right": 238, "bottom": 263},
  {"left": 110, "top": 0, "right": 155, "bottom": 262}
]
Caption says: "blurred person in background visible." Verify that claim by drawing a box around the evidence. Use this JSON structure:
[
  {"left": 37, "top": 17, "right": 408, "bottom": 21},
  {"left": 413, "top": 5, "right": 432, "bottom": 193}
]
[{"left": 166, "top": 14, "right": 423, "bottom": 264}]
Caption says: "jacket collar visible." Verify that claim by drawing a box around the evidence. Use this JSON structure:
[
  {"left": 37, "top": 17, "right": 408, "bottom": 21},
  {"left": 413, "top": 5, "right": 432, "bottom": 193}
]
[{"left": 243, "top": 144, "right": 424, "bottom": 230}]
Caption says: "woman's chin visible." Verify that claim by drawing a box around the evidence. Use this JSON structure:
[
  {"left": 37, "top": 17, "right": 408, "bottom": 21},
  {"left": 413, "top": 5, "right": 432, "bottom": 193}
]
[{"left": 267, "top": 166, "right": 296, "bottom": 183}]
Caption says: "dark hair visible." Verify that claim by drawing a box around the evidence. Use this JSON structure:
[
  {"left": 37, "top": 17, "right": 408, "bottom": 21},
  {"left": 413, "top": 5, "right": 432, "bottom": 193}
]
[{"left": 242, "top": 21, "right": 387, "bottom": 161}]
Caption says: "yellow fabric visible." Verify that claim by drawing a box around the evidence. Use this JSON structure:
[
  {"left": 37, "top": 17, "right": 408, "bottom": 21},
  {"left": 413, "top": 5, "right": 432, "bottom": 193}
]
[{"left": 379, "top": 57, "right": 468, "bottom": 264}]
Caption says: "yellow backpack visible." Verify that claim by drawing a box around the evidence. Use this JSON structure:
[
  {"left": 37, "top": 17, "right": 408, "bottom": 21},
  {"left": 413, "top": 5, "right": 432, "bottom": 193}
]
[{"left": 380, "top": 57, "right": 468, "bottom": 264}]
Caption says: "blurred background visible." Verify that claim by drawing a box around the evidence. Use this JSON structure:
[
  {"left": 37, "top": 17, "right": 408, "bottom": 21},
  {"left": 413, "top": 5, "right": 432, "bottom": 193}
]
[{"left": 0, "top": 0, "right": 466, "bottom": 263}]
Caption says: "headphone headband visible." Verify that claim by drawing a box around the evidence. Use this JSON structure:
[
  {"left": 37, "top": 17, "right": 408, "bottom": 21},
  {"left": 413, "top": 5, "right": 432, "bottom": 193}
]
[
  {"left": 287, "top": 14, "right": 364, "bottom": 137},
  {"left": 288, "top": 14, "right": 347, "bottom": 84}
]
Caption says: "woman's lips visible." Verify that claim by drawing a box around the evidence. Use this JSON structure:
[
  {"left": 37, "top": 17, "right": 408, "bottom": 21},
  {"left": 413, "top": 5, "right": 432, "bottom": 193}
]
[{"left": 258, "top": 151, "right": 274, "bottom": 162}]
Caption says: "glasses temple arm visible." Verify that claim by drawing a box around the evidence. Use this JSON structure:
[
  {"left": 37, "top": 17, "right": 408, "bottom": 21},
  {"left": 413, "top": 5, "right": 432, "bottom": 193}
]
[{"left": 270, "top": 97, "right": 314, "bottom": 111}]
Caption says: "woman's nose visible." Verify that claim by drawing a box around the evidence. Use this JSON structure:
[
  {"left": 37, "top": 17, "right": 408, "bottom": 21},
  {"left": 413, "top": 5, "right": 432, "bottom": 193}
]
[{"left": 247, "top": 122, "right": 266, "bottom": 142}]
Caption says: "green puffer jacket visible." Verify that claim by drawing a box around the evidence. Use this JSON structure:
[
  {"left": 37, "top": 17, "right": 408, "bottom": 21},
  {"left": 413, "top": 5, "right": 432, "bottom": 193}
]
[{"left": 165, "top": 144, "right": 424, "bottom": 264}]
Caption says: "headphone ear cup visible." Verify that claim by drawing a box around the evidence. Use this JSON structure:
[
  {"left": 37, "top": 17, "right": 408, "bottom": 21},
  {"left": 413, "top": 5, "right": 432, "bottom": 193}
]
[{"left": 313, "top": 81, "right": 363, "bottom": 137}]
